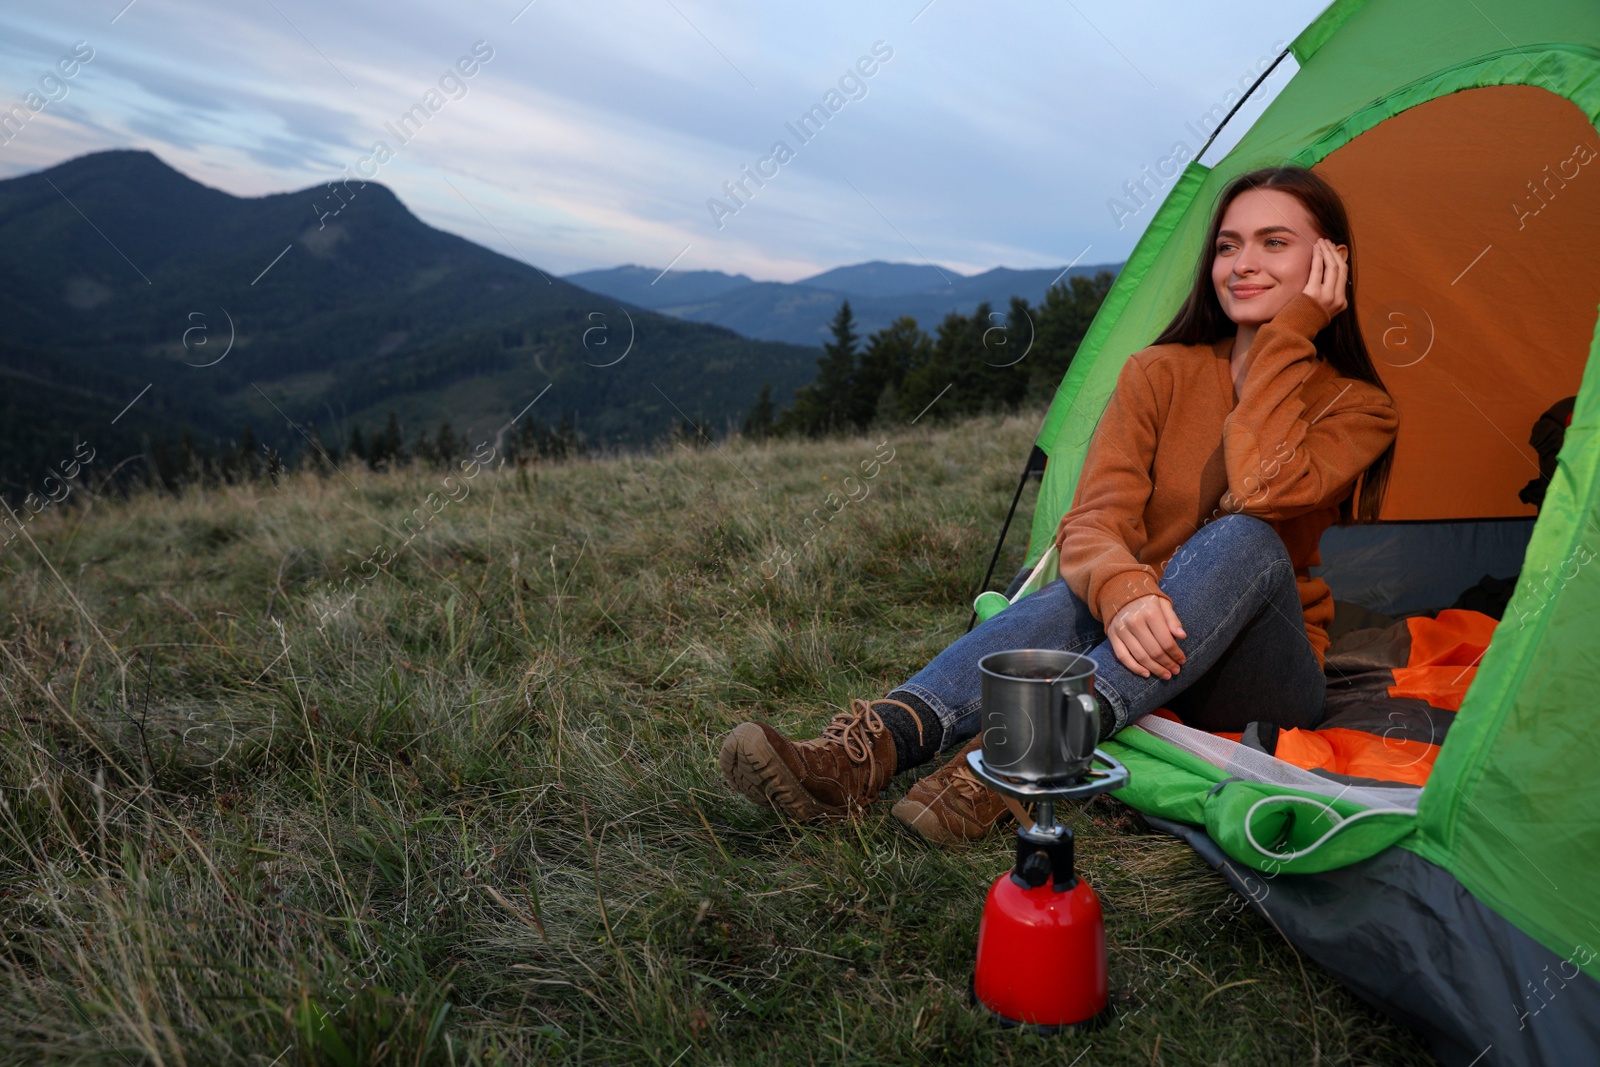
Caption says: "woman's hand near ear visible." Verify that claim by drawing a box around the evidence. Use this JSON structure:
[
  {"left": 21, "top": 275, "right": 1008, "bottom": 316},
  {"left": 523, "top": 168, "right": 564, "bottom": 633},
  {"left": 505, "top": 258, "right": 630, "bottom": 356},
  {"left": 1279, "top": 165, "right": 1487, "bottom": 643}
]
[
  {"left": 1302, "top": 237, "right": 1349, "bottom": 322},
  {"left": 1218, "top": 239, "right": 1396, "bottom": 523},
  {"left": 1108, "top": 593, "right": 1187, "bottom": 680}
]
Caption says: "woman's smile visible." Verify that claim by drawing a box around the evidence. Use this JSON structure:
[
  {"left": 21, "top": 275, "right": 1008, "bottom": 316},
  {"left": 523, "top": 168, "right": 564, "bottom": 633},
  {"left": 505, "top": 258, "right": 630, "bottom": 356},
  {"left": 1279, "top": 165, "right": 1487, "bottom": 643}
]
[{"left": 1210, "top": 187, "right": 1333, "bottom": 331}]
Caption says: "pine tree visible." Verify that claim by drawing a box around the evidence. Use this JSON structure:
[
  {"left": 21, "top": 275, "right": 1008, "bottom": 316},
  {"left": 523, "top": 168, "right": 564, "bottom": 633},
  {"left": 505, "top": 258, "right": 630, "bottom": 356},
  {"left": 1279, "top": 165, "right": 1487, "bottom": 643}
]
[
  {"left": 414, "top": 431, "right": 436, "bottom": 467},
  {"left": 557, "top": 413, "right": 580, "bottom": 458},
  {"left": 348, "top": 425, "right": 368, "bottom": 466},
  {"left": 377, "top": 413, "right": 406, "bottom": 468},
  {"left": 854, "top": 317, "right": 931, "bottom": 429},
  {"left": 367, "top": 425, "right": 389, "bottom": 469},
  {"left": 1028, "top": 270, "right": 1114, "bottom": 399},
  {"left": 742, "top": 383, "right": 776, "bottom": 439},
  {"left": 894, "top": 307, "right": 977, "bottom": 425},
  {"left": 773, "top": 384, "right": 815, "bottom": 438},
  {"left": 778, "top": 301, "right": 861, "bottom": 438},
  {"left": 812, "top": 301, "right": 860, "bottom": 433},
  {"left": 873, "top": 379, "right": 901, "bottom": 425},
  {"left": 516, "top": 417, "right": 540, "bottom": 465},
  {"left": 435, "top": 422, "right": 458, "bottom": 467},
  {"left": 769, "top": 271, "right": 1114, "bottom": 434},
  {"left": 966, "top": 296, "right": 1035, "bottom": 413}
]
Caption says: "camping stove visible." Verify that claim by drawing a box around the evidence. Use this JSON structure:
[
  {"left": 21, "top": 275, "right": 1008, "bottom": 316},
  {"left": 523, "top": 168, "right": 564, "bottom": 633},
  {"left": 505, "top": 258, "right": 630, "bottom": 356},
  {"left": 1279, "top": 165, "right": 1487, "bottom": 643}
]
[{"left": 967, "top": 649, "right": 1130, "bottom": 1031}]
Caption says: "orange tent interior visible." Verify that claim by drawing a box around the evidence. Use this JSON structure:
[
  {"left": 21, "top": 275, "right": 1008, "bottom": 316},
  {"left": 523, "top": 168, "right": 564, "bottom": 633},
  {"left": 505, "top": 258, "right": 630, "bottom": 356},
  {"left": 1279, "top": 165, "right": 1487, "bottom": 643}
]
[{"left": 1316, "top": 84, "right": 1600, "bottom": 520}]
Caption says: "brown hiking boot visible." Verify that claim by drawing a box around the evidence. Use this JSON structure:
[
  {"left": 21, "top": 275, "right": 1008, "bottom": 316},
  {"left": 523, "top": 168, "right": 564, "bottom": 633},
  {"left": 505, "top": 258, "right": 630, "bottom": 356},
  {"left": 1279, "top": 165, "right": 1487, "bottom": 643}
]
[
  {"left": 891, "top": 737, "right": 1025, "bottom": 845},
  {"left": 718, "top": 698, "right": 920, "bottom": 820}
]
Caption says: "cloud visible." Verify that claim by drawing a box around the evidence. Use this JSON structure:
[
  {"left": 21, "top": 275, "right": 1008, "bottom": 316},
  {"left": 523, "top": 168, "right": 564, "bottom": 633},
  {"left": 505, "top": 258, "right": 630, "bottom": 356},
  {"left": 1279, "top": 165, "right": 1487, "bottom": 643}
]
[{"left": 0, "top": 0, "right": 1318, "bottom": 280}]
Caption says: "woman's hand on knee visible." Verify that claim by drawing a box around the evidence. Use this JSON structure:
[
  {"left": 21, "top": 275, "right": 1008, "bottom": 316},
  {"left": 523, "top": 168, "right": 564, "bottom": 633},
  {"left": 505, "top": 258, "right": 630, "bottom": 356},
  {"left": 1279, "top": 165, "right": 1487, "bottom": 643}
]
[{"left": 1108, "top": 594, "right": 1187, "bottom": 680}]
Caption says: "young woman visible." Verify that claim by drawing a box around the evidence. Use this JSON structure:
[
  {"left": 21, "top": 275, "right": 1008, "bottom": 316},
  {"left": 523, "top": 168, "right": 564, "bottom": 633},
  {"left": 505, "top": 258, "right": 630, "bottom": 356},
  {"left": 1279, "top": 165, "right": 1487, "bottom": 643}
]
[{"left": 719, "top": 165, "right": 1399, "bottom": 844}]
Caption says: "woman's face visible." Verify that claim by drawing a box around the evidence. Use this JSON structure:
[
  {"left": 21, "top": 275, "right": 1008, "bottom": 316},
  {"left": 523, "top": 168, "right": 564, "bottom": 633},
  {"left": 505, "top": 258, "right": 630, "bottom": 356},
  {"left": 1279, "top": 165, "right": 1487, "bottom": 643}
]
[{"left": 1210, "top": 188, "right": 1344, "bottom": 328}]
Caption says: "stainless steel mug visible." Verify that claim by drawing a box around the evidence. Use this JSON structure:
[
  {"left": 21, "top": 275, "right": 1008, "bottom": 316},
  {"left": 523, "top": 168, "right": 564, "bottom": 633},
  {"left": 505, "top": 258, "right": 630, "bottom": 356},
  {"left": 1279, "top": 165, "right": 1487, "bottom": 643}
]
[{"left": 977, "top": 649, "right": 1101, "bottom": 783}]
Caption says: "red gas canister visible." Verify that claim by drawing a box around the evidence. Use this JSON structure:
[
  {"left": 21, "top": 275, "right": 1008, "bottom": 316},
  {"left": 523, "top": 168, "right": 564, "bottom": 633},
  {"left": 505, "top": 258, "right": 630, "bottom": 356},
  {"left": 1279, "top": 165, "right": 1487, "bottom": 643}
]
[
  {"left": 972, "top": 870, "right": 1100, "bottom": 1023},
  {"left": 972, "top": 834, "right": 1110, "bottom": 1029}
]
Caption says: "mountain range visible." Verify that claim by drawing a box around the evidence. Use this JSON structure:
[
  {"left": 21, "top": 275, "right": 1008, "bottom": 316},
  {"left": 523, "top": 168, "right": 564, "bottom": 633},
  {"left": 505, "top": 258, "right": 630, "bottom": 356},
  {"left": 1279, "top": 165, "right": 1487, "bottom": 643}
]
[
  {"left": 0, "top": 148, "right": 1118, "bottom": 495},
  {"left": 565, "top": 259, "right": 1122, "bottom": 347},
  {"left": 0, "top": 149, "right": 820, "bottom": 490}
]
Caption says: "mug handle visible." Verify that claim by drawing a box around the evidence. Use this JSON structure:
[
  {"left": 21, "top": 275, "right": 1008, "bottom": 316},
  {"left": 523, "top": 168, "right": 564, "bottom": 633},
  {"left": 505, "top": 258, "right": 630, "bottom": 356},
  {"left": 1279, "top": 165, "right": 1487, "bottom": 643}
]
[
  {"left": 1074, "top": 692, "right": 1100, "bottom": 758},
  {"left": 1050, "top": 683, "right": 1102, "bottom": 766}
]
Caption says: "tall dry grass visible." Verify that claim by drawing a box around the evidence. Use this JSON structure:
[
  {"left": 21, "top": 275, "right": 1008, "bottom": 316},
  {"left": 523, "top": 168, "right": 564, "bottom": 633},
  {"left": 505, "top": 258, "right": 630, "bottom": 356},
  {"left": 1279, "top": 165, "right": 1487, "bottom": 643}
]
[{"left": 0, "top": 409, "right": 1434, "bottom": 1064}]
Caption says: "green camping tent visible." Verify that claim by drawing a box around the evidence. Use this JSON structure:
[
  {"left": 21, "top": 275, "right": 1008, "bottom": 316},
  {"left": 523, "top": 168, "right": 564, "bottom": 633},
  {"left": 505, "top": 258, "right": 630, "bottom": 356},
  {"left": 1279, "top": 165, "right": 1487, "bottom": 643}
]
[{"left": 984, "top": 1, "right": 1600, "bottom": 1062}]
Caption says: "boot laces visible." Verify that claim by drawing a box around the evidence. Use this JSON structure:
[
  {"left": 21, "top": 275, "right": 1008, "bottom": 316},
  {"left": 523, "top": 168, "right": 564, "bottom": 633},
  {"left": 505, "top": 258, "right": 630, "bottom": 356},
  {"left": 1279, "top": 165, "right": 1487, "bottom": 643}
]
[
  {"left": 818, "top": 698, "right": 923, "bottom": 766},
  {"left": 947, "top": 760, "right": 990, "bottom": 802},
  {"left": 937, "top": 741, "right": 1020, "bottom": 823}
]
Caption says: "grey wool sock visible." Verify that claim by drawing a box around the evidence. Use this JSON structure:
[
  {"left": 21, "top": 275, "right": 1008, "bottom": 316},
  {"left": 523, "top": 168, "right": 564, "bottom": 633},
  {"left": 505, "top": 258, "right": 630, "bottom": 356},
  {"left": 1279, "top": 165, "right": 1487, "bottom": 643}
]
[
  {"left": 877, "top": 690, "right": 943, "bottom": 772},
  {"left": 1095, "top": 687, "right": 1118, "bottom": 742}
]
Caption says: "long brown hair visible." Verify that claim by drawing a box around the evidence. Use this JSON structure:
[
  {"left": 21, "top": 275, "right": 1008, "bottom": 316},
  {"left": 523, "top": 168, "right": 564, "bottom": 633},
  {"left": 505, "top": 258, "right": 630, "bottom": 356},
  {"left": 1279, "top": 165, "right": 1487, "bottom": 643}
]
[{"left": 1150, "top": 165, "right": 1394, "bottom": 525}]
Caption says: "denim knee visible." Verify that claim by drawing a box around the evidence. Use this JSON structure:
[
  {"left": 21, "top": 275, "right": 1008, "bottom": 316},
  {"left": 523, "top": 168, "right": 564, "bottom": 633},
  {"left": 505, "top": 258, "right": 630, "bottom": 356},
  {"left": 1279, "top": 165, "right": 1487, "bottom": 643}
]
[{"left": 1204, "top": 513, "right": 1289, "bottom": 569}]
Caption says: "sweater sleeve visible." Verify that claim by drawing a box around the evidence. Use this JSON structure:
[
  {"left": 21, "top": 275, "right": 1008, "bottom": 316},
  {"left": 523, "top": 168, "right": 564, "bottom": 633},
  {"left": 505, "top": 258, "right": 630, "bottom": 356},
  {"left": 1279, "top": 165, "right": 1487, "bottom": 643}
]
[
  {"left": 1054, "top": 355, "right": 1173, "bottom": 626},
  {"left": 1220, "top": 291, "right": 1400, "bottom": 521}
]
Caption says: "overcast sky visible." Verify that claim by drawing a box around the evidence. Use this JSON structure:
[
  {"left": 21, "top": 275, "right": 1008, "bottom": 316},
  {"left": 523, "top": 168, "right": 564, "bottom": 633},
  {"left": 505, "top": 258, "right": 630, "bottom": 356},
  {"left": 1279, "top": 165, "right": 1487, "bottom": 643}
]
[{"left": 0, "top": 1, "right": 1328, "bottom": 282}]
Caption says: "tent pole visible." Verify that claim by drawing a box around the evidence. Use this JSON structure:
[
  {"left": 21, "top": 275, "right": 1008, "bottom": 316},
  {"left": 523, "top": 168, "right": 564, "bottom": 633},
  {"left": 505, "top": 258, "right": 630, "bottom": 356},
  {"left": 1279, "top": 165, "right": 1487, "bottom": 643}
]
[
  {"left": 966, "top": 444, "right": 1047, "bottom": 633},
  {"left": 1194, "top": 44, "right": 1293, "bottom": 163}
]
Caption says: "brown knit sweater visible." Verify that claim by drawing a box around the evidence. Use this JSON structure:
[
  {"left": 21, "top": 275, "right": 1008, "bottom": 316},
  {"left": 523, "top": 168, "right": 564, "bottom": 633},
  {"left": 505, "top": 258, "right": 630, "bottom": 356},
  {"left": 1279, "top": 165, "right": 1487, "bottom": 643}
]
[{"left": 1054, "top": 291, "right": 1400, "bottom": 670}]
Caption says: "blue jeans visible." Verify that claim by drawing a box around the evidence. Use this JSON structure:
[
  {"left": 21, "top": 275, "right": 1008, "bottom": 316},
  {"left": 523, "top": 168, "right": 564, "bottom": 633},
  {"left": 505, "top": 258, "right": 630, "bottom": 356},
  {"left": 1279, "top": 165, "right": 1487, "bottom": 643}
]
[{"left": 890, "top": 513, "right": 1327, "bottom": 754}]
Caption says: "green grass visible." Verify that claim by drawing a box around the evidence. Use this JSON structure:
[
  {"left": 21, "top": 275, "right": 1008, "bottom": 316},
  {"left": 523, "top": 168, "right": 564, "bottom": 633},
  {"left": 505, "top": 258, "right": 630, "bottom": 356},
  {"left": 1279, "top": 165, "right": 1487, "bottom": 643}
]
[{"left": 0, "top": 408, "right": 1435, "bottom": 1065}]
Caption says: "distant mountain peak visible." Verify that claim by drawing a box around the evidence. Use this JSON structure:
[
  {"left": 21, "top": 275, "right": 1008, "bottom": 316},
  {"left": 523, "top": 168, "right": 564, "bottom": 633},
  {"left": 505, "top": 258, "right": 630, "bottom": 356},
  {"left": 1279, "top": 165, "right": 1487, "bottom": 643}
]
[
  {"left": 564, "top": 264, "right": 756, "bottom": 309},
  {"left": 567, "top": 257, "right": 1122, "bottom": 345},
  {"left": 23, "top": 147, "right": 417, "bottom": 216},
  {"left": 0, "top": 148, "right": 821, "bottom": 477},
  {"left": 797, "top": 261, "right": 963, "bottom": 299},
  {"left": 38, "top": 147, "right": 195, "bottom": 186}
]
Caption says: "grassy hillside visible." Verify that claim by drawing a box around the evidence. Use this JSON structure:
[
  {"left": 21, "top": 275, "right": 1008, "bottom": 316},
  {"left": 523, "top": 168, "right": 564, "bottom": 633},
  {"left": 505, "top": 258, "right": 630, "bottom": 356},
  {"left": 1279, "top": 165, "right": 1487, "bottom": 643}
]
[{"left": 0, "top": 410, "right": 1433, "bottom": 1065}]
